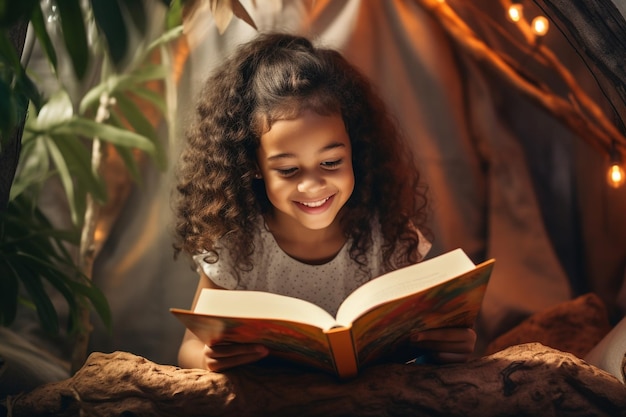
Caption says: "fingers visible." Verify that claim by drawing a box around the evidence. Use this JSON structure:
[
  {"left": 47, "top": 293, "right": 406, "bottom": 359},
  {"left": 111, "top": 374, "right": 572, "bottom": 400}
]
[
  {"left": 412, "top": 327, "right": 476, "bottom": 350},
  {"left": 410, "top": 328, "right": 477, "bottom": 364},
  {"left": 203, "top": 343, "right": 269, "bottom": 372},
  {"left": 413, "top": 327, "right": 477, "bottom": 344},
  {"left": 430, "top": 352, "right": 474, "bottom": 363}
]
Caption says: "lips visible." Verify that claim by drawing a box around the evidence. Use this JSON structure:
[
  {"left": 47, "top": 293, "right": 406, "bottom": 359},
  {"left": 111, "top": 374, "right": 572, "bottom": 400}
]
[{"left": 295, "top": 194, "right": 335, "bottom": 211}]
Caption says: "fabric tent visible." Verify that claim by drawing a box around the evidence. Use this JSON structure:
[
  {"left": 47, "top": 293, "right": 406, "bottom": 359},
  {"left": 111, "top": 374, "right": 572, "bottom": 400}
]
[{"left": 9, "top": 0, "right": 626, "bottom": 371}]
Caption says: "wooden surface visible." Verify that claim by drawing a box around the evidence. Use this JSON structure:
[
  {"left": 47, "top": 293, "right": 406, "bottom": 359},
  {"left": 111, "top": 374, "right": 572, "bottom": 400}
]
[{"left": 5, "top": 343, "right": 626, "bottom": 417}]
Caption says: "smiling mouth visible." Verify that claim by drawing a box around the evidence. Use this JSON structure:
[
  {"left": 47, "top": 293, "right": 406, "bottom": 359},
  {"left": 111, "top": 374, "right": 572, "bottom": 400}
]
[{"left": 297, "top": 196, "right": 332, "bottom": 208}]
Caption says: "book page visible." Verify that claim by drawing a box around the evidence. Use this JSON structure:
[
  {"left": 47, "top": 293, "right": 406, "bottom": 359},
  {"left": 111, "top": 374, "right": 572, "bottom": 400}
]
[
  {"left": 350, "top": 261, "right": 494, "bottom": 366},
  {"left": 194, "top": 289, "right": 339, "bottom": 330},
  {"left": 171, "top": 309, "right": 338, "bottom": 374},
  {"left": 336, "top": 248, "right": 475, "bottom": 325}
]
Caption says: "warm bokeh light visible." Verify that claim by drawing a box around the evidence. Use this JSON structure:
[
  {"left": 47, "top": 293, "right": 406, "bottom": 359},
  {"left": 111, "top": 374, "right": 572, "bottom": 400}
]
[
  {"left": 531, "top": 16, "right": 550, "bottom": 36},
  {"left": 507, "top": 4, "right": 523, "bottom": 22},
  {"left": 607, "top": 163, "right": 626, "bottom": 188}
]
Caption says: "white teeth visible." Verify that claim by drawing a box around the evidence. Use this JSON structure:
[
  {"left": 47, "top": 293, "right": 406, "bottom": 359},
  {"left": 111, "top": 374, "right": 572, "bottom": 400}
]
[{"left": 300, "top": 197, "right": 329, "bottom": 207}]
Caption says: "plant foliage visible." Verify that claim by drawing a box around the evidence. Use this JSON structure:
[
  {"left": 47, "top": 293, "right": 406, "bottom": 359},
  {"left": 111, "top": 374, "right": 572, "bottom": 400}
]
[{"left": 0, "top": 0, "right": 182, "bottom": 335}]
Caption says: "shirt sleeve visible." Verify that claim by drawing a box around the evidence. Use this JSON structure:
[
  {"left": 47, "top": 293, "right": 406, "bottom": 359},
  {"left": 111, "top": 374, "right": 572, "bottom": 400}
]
[{"left": 192, "top": 251, "right": 239, "bottom": 289}]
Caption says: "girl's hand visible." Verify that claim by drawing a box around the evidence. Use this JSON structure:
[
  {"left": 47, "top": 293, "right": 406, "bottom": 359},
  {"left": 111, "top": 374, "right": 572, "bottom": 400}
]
[
  {"left": 178, "top": 274, "right": 270, "bottom": 371},
  {"left": 203, "top": 343, "right": 269, "bottom": 371},
  {"left": 410, "top": 327, "right": 477, "bottom": 364}
]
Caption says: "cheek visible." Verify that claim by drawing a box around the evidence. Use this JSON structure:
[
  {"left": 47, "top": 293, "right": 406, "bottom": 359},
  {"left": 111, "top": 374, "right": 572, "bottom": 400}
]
[
  {"left": 343, "top": 165, "right": 356, "bottom": 194},
  {"left": 264, "top": 179, "right": 290, "bottom": 203}
]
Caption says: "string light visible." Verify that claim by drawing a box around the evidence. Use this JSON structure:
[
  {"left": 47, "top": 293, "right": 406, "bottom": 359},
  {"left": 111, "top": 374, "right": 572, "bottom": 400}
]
[
  {"left": 607, "top": 164, "right": 625, "bottom": 188},
  {"left": 607, "top": 143, "right": 625, "bottom": 188},
  {"left": 531, "top": 16, "right": 549, "bottom": 36},
  {"left": 504, "top": 2, "right": 624, "bottom": 188},
  {"left": 505, "top": 1, "right": 550, "bottom": 37},
  {"left": 507, "top": 2, "right": 523, "bottom": 22}
]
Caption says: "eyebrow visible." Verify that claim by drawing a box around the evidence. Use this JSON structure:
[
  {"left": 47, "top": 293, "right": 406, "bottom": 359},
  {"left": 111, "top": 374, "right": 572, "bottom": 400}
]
[{"left": 267, "top": 142, "right": 346, "bottom": 161}]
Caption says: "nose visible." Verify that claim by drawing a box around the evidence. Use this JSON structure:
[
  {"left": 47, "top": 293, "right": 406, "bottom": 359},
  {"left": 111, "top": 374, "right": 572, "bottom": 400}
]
[{"left": 297, "top": 171, "right": 326, "bottom": 193}]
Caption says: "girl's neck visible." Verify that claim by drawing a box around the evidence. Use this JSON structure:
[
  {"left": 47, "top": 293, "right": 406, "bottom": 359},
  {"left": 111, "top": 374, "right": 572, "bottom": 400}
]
[{"left": 263, "top": 212, "right": 347, "bottom": 265}]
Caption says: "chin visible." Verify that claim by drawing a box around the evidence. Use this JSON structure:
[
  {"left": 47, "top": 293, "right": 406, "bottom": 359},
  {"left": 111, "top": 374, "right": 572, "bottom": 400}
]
[{"left": 296, "top": 216, "right": 337, "bottom": 231}]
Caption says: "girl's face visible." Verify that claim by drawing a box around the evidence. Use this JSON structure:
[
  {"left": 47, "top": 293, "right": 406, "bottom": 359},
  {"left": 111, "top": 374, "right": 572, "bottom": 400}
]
[{"left": 256, "top": 110, "right": 355, "bottom": 232}]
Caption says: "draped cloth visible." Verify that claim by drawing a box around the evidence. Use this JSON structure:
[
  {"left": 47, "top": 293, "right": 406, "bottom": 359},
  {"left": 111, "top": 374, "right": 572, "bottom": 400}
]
[{"left": 82, "top": 0, "right": 625, "bottom": 364}]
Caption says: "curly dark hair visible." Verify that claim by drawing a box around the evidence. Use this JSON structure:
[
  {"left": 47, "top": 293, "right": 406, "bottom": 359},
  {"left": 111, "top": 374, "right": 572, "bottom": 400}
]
[{"left": 174, "top": 32, "right": 430, "bottom": 272}]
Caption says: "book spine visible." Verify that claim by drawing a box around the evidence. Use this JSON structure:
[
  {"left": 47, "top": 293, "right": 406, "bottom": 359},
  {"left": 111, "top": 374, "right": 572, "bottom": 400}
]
[{"left": 325, "top": 326, "right": 358, "bottom": 378}]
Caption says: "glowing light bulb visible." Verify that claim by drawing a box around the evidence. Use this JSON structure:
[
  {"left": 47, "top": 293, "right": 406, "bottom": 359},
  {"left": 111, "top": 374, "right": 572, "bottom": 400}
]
[
  {"left": 607, "top": 163, "right": 626, "bottom": 188},
  {"left": 507, "top": 4, "right": 523, "bottom": 22},
  {"left": 532, "top": 16, "right": 549, "bottom": 36}
]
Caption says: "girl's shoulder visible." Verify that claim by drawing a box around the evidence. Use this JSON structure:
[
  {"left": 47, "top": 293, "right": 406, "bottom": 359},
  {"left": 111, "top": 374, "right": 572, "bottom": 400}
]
[{"left": 192, "top": 216, "right": 266, "bottom": 285}]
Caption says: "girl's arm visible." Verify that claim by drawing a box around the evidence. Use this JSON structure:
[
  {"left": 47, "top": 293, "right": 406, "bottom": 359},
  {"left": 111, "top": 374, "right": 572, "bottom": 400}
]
[{"left": 177, "top": 272, "right": 269, "bottom": 370}]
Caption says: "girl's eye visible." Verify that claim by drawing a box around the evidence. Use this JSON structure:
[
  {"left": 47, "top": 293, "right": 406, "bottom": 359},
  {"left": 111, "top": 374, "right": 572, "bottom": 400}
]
[
  {"left": 276, "top": 167, "right": 298, "bottom": 177},
  {"left": 321, "top": 159, "right": 342, "bottom": 169}
]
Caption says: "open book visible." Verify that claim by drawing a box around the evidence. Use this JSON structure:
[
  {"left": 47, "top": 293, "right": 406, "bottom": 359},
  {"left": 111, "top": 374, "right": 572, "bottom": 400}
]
[{"left": 171, "top": 248, "right": 495, "bottom": 378}]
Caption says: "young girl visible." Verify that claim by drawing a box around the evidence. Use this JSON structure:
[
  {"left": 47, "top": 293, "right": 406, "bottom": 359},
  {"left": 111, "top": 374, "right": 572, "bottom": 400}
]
[{"left": 174, "top": 32, "right": 476, "bottom": 371}]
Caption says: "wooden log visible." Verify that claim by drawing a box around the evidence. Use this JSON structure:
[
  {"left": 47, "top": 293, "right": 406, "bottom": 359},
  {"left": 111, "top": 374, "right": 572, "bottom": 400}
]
[{"left": 5, "top": 343, "right": 625, "bottom": 417}]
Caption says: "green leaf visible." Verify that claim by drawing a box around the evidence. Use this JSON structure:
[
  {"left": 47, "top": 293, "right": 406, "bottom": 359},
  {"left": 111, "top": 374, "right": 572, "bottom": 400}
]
[
  {"left": 15, "top": 70, "right": 42, "bottom": 111},
  {"left": 78, "top": 83, "right": 109, "bottom": 115},
  {"left": 107, "top": 112, "right": 143, "bottom": 183},
  {"left": 52, "top": 133, "right": 107, "bottom": 203},
  {"left": 31, "top": 91, "right": 73, "bottom": 131},
  {"left": 79, "top": 66, "right": 167, "bottom": 114},
  {"left": 105, "top": 65, "right": 167, "bottom": 95},
  {"left": 66, "top": 278, "right": 112, "bottom": 330},
  {"left": 128, "top": 86, "right": 166, "bottom": 115},
  {"left": 2, "top": 226, "right": 68, "bottom": 267},
  {"left": 91, "top": 0, "right": 128, "bottom": 68},
  {"left": 29, "top": 3, "right": 58, "bottom": 73},
  {"left": 5, "top": 195, "right": 80, "bottom": 264},
  {"left": 30, "top": 204, "right": 80, "bottom": 246},
  {"left": 43, "top": 135, "right": 80, "bottom": 225},
  {"left": 9, "top": 136, "right": 50, "bottom": 200},
  {"left": 26, "top": 259, "right": 82, "bottom": 333},
  {"left": 0, "top": 194, "right": 108, "bottom": 334},
  {"left": 113, "top": 143, "right": 142, "bottom": 183},
  {"left": 55, "top": 118, "right": 157, "bottom": 154},
  {"left": 11, "top": 256, "right": 59, "bottom": 333},
  {"left": 56, "top": 0, "right": 89, "bottom": 79},
  {"left": 113, "top": 92, "right": 167, "bottom": 169},
  {"left": 124, "top": 64, "right": 168, "bottom": 86},
  {"left": 165, "top": 1, "right": 184, "bottom": 30},
  {"left": 147, "top": 25, "right": 183, "bottom": 51},
  {"left": 15, "top": 250, "right": 111, "bottom": 332}
]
